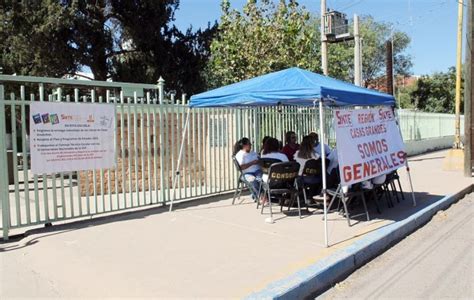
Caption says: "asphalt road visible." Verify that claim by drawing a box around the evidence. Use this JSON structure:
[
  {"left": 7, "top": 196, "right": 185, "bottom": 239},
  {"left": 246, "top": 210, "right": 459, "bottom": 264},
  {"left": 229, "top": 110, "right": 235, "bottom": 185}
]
[{"left": 319, "top": 192, "right": 474, "bottom": 300}]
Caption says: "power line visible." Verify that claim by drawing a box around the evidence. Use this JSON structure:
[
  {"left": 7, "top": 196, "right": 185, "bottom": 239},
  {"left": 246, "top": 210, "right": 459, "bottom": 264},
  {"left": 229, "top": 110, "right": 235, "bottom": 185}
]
[{"left": 335, "top": 0, "right": 367, "bottom": 11}]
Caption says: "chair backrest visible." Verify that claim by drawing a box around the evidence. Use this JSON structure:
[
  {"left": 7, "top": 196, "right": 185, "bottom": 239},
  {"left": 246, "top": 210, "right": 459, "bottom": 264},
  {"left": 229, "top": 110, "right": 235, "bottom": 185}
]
[
  {"left": 232, "top": 156, "right": 243, "bottom": 174},
  {"left": 267, "top": 162, "right": 300, "bottom": 188},
  {"left": 302, "top": 158, "right": 329, "bottom": 177},
  {"left": 260, "top": 158, "right": 281, "bottom": 174}
]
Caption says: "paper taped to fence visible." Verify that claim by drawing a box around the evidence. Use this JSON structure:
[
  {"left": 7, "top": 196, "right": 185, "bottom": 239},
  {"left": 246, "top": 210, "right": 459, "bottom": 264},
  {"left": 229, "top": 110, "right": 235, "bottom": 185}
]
[
  {"left": 30, "top": 102, "right": 116, "bottom": 174},
  {"left": 334, "top": 107, "right": 406, "bottom": 186}
]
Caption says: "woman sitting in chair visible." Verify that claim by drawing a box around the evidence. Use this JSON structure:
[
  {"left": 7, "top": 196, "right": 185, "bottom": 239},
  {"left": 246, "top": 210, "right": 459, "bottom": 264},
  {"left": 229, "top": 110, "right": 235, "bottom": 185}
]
[
  {"left": 260, "top": 137, "right": 288, "bottom": 183},
  {"left": 294, "top": 135, "right": 320, "bottom": 176},
  {"left": 233, "top": 138, "right": 262, "bottom": 200}
]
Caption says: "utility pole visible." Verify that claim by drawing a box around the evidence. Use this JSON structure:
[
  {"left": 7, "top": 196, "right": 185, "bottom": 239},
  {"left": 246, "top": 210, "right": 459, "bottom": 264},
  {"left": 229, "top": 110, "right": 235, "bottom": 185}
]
[
  {"left": 454, "top": 0, "right": 464, "bottom": 148},
  {"left": 321, "top": 0, "right": 328, "bottom": 75},
  {"left": 443, "top": 0, "right": 465, "bottom": 170},
  {"left": 464, "top": 0, "right": 473, "bottom": 176},
  {"left": 354, "top": 14, "right": 362, "bottom": 86},
  {"left": 386, "top": 40, "right": 394, "bottom": 95}
]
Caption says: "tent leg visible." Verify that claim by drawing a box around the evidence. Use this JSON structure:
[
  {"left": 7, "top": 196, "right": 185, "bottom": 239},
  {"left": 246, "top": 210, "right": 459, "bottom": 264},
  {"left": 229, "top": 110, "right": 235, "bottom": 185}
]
[
  {"left": 319, "top": 100, "right": 329, "bottom": 248},
  {"left": 169, "top": 108, "right": 191, "bottom": 212},
  {"left": 406, "top": 163, "right": 417, "bottom": 207},
  {"left": 393, "top": 108, "right": 417, "bottom": 207}
]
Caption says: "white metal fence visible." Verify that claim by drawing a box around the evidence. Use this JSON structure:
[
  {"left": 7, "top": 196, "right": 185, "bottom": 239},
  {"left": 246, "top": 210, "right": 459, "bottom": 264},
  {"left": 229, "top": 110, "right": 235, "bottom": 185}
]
[{"left": 0, "top": 75, "right": 463, "bottom": 240}]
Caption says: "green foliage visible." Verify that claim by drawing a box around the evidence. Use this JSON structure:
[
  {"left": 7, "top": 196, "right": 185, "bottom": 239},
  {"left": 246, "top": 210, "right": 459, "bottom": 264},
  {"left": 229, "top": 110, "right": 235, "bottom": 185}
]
[
  {"left": 0, "top": 0, "right": 216, "bottom": 95},
  {"left": 0, "top": 1, "right": 77, "bottom": 77},
  {"left": 206, "top": 0, "right": 320, "bottom": 87},
  {"left": 409, "top": 67, "right": 462, "bottom": 114},
  {"left": 207, "top": 1, "right": 412, "bottom": 89}
]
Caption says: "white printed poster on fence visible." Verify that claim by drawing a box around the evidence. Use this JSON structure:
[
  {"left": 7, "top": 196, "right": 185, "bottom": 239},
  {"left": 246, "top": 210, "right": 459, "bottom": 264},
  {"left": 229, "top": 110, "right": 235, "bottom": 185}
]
[
  {"left": 334, "top": 107, "right": 407, "bottom": 186},
  {"left": 30, "top": 102, "right": 116, "bottom": 174}
]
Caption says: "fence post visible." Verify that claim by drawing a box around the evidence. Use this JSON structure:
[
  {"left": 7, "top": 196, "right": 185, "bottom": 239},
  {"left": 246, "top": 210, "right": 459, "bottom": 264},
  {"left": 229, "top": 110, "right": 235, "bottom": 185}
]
[
  {"left": 0, "top": 68, "right": 11, "bottom": 240},
  {"left": 158, "top": 77, "right": 165, "bottom": 105},
  {"left": 157, "top": 77, "right": 166, "bottom": 204}
]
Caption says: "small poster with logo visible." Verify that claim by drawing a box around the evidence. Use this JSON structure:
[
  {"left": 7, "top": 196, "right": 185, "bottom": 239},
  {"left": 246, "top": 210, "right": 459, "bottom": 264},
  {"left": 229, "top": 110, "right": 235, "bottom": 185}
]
[
  {"left": 334, "top": 107, "right": 406, "bottom": 186},
  {"left": 30, "top": 102, "right": 116, "bottom": 174}
]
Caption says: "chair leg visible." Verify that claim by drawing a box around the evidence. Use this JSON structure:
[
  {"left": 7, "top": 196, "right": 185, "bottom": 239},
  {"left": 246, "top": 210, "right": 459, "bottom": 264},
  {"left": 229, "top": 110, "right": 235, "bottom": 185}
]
[
  {"left": 397, "top": 178, "right": 405, "bottom": 200},
  {"left": 268, "top": 190, "right": 273, "bottom": 221},
  {"left": 296, "top": 193, "right": 302, "bottom": 219},
  {"left": 391, "top": 181, "right": 400, "bottom": 203},
  {"left": 372, "top": 189, "right": 382, "bottom": 214},
  {"left": 232, "top": 180, "right": 241, "bottom": 205},
  {"left": 341, "top": 195, "right": 351, "bottom": 226},
  {"left": 361, "top": 192, "right": 370, "bottom": 221}
]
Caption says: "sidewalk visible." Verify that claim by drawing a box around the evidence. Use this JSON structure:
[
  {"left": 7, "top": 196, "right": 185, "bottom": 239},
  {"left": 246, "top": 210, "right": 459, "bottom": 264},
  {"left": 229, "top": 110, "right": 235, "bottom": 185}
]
[{"left": 1, "top": 150, "right": 472, "bottom": 298}]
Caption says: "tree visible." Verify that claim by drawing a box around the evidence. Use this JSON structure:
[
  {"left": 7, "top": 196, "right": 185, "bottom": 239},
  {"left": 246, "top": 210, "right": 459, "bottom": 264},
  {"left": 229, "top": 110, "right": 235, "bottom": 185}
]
[
  {"left": 206, "top": 1, "right": 412, "bottom": 88},
  {"left": 206, "top": 0, "right": 320, "bottom": 87},
  {"left": 409, "top": 67, "right": 462, "bottom": 114},
  {"left": 1, "top": 0, "right": 216, "bottom": 94},
  {"left": 0, "top": 1, "right": 78, "bottom": 77}
]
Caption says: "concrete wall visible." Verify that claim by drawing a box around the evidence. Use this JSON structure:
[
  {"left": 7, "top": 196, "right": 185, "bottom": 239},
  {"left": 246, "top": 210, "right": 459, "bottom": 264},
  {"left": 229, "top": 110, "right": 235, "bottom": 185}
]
[{"left": 405, "top": 135, "right": 456, "bottom": 156}]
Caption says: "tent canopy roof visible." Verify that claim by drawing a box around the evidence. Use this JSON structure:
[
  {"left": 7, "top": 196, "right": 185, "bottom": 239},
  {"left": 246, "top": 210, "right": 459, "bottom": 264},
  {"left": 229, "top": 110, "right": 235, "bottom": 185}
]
[{"left": 189, "top": 67, "right": 395, "bottom": 108}]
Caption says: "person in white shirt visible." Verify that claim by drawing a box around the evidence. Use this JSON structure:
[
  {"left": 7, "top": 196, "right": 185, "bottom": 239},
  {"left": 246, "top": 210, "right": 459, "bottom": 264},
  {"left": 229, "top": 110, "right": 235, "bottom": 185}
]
[
  {"left": 260, "top": 137, "right": 288, "bottom": 182},
  {"left": 294, "top": 135, "right": 320, "bottom": 176},
  {"left": 233, "top": 137, "right": 262, "bottom": 200},
  {"left": 309, "top": 132, "right": 331, "bottom": 157}
]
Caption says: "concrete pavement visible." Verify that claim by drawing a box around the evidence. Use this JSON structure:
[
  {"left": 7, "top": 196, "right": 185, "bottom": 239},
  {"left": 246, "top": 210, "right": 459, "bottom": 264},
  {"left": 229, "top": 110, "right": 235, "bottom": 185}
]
[
  {"left": 319, "top": 192, "right": 474, "bottom": 299},
  {"left": 1, "top": 150, "right": 472, "bottom": 298}
]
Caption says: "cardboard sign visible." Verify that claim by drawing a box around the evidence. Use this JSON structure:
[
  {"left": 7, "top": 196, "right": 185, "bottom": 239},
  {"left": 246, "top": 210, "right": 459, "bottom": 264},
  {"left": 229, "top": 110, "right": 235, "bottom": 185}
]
[
  {"left": 334, "top": 107, "right": 406, "bottom": 186},
  {"left": 30, "top": 102, "right": 116, "bottom": 174}
]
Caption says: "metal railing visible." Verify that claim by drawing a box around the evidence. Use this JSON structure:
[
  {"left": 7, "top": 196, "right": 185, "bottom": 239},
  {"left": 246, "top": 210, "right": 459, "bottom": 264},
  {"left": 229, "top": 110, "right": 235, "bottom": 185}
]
[{"left": 0, "top": 74, "right": 464, "bottom": 239}]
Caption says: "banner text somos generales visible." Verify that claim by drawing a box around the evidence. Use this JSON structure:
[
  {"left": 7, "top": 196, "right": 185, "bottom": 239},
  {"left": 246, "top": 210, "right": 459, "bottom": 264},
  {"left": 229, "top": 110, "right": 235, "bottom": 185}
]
[{"left": 334, "top": 107, "right": 406, "bottom": 186}]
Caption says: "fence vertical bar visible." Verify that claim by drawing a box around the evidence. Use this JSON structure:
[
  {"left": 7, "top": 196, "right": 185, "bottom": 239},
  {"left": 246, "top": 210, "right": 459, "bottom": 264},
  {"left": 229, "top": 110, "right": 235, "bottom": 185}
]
[
  {"left": 158, "top": 78, "right": 166, "bottom": 204},
  {"left": 57, "top": 88, "right": 67, "bottom": 219},
  {"left": 65, "top": 94, "right": 74, "bottom": 218},
  {"left": 98, "top": 95, "right": 106, "bottom": 212},
  {"left": 139, "top": 94, "right": 146, "bottom": 205},
  {"left": 46, "top": 94, "right": 59, "bottom": 220},
  {"left": 20, "top": 85, "right": 31, "bottom": 224},
  {"left": 90, "top": 90, "right": 98, "bottom": 213},
  {"left": 83, "top": 95, "right": 91, "bottom": 215},
  {"left": 152, "top": 99, "right": 159, "bottom": 204},
  {"left": 146, "top": 92, "right": 152, "bottom": 204},
  {"left": 120, "top": 93, "right": 128, "bottom": 208},
  {"left": 105, "top": 90, "right": 114, "bottom": 210},
  {"left": 197, "top": 106, "right": 202, "bottom": 196},
  {"left": 133, "top": 93, "right": 140, "bottom": 206},
  {"left": 0, "top": 78, "right": 11, "bottom": 239},
  {"left": 74, "top": 89, "right": 83, "bottom": 217},
  {"left": 31, "top": 93, "right": 40, "bottom": 222},
  {"left": 10, "top": 93, "right": 22, "bottom": 226}
]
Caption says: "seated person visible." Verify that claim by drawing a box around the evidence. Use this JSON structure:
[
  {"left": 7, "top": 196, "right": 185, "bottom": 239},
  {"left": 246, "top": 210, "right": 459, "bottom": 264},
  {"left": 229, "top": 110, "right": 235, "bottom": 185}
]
[
  {"left": 309, "top": 132, "right": 332, "bottom": 157},
  {"left": 233, "top": 137, "right": 262, "bottom": 200},
  {"left": 260, "top": 137, "right": 288, "bottom": 182},
  {"left": 281, "top": 131, "right": 300, "bottom": 161},
  {"left": 294, "top": 135, "right": 320, "bottom": 176},
  {"left": 259, "top": 136, "right": 272, "bottom": 156}
]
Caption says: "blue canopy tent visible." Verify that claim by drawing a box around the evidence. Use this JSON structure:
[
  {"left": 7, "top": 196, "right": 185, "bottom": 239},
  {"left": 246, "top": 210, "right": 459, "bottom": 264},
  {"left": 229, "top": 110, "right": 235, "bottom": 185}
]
[
  {"left": 170, "top": 67, "right": 414, "bottom": 247},
  {"left": 188, "top": 67, "right": 395, "bottom": 108}
]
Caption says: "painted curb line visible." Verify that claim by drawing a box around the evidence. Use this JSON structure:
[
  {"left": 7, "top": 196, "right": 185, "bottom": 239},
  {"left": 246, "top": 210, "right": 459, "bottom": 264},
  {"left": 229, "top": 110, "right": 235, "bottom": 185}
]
[{"left": 245, "top": 184, "right": 473, "bottom": 300}]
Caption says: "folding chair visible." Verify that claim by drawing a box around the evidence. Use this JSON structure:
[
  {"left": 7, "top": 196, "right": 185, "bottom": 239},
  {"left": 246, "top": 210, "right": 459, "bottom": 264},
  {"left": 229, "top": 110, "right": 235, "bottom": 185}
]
[
  {"left": 232, "top": 156, "right": 260, "bottom": 204},
  {"left": 298, "top": 158, "right": 326, "bottom": 206},
  {"left": 260, "top": 162, "right": 301, "bottom": 220},
  {"left": 385, "top": 171, "right": 405, "bottom": 203},
  {"left": 326, "top": 183, "right": 370, "bottom": 226},
  {"left": 256, "top": 158, "right": 281, "bottom": 209}
]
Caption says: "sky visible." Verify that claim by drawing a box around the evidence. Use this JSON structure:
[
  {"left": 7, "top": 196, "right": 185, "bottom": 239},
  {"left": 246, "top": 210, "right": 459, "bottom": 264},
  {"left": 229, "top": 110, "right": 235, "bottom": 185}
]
[{"left": 173, "top": 0, "right": 464, "bottom": 76}]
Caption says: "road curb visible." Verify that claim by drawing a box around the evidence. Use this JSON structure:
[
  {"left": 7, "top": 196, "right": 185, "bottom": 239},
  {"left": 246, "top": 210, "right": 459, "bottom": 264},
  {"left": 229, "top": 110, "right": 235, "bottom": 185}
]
[{"left": 245, "top": 184, "right": 473, "bottom": 300}]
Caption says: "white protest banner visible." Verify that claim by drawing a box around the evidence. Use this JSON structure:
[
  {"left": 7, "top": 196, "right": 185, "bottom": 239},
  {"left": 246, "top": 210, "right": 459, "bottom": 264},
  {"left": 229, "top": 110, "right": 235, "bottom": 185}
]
[
  {"left": 334, "top": 107, "right": 406, "bottom": 186},
  {"left": 30, "top": 102, "right": 116, "bottom": 174}
]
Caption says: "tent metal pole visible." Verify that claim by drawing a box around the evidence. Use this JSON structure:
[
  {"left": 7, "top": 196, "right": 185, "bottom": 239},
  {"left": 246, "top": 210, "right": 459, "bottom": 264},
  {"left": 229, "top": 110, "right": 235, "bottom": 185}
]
[
  {"left": 319, "top": 100, "right": 329, "bottom": 247},
  {"left": 169, "top": 107, "right": 191, "bottom": 212},
  {"left": 394, "top": 108, "right": 416, "bottom": 206}
]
